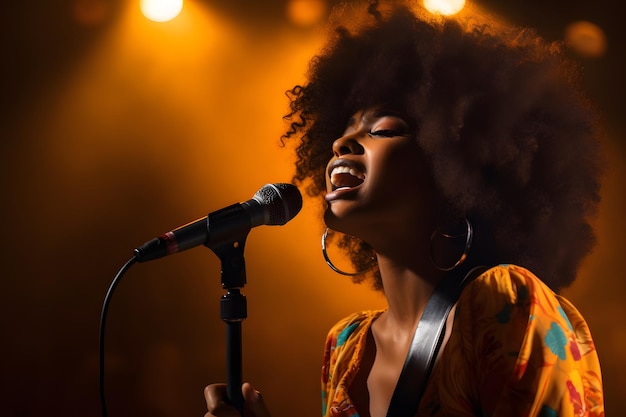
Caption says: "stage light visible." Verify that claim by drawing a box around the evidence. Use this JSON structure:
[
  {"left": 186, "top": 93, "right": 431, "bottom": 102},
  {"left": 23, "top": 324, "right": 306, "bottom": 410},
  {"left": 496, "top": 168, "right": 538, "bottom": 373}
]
[
  {"left": 423, "top": 0, "right": 465, "bottom": 16},
  {"left": 140, "top": 0, "right": 183, "bottom": 22}
]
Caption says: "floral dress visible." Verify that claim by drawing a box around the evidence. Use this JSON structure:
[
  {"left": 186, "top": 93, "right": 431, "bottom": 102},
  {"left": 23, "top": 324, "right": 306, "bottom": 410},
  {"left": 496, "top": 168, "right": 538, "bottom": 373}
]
[{"left": 321, "top": 265, "right": 604, "bottom": 417}]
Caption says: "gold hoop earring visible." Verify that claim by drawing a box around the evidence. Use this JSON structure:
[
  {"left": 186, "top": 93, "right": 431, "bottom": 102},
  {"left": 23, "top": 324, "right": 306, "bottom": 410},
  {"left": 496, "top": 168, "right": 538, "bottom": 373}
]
[
  {"left": 321, "top": 228, "right": 367, "bottom": 276},
  {"left": 429, "top": 218, "right": 473, "bottom": 271}
]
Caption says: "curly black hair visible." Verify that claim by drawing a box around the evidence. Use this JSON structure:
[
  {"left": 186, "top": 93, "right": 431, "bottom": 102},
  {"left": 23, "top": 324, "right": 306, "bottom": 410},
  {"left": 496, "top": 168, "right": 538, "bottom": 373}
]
[{"left": 282, "top": 0, "right": 602, "bottom": 292}]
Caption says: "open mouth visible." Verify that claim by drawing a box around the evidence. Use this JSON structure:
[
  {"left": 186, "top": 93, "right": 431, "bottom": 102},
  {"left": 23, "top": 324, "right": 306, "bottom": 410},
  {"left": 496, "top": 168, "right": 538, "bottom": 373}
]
[{"left": 330, "top": 165, "right": 365, "bottom": 191}]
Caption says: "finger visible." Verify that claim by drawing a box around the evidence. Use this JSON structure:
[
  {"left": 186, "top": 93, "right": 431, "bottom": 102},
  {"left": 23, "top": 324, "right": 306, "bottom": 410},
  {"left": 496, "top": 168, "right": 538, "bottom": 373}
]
[
  {"left": 204, "top": 383, "right": 226, "bottom": 410},
  {"left": 204, "top": 384, "right": 241, "bottom": 417},
  {"left": 242, "top": 383, "right": 271, "bottom": 417}
]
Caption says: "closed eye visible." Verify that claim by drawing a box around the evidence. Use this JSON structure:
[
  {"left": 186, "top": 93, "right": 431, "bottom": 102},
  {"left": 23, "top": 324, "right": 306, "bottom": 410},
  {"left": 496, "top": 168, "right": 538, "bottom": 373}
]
[{"left": 368, "top": 130, "right": 405, "bottom": 138}]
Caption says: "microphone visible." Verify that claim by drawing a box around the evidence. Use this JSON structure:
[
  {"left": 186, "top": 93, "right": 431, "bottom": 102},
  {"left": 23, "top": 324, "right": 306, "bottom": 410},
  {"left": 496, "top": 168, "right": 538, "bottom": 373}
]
[{"left": 134, "top": 183, "right": 302, "bottom": 262}]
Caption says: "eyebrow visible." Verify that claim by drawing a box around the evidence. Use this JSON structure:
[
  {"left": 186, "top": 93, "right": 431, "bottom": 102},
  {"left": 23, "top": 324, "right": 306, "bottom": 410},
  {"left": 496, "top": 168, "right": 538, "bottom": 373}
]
[
  {"left": 346, "top": 109, "right": 409, "bottom": 129},
  {"left": 372, "top": 108, "right": 409, "bottom": 120}
]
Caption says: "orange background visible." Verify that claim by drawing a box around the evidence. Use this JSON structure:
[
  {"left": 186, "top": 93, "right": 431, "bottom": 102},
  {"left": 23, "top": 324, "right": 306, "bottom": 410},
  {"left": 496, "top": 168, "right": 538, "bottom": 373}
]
[{"left": 0, "top": 1, "right": 623, "bottom": 416}]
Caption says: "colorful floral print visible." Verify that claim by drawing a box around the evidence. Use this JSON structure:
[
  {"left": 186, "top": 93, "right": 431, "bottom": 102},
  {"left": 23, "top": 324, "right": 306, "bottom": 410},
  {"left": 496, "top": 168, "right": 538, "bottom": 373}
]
[{"left": 321, "top": 265, "right": 604, "bottom": 417}]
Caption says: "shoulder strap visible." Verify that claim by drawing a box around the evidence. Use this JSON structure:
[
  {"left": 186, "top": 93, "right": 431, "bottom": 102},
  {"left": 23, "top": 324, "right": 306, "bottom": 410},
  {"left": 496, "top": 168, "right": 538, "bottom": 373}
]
[{"left": 385, "top": 266, "right": 489, "bottom": 417}]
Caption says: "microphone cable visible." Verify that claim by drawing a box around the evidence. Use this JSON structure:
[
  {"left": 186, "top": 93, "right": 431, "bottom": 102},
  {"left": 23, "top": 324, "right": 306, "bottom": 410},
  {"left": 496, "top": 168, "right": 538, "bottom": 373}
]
[{"left": 99, "top": 256, "right": 138, "bottom": 417}]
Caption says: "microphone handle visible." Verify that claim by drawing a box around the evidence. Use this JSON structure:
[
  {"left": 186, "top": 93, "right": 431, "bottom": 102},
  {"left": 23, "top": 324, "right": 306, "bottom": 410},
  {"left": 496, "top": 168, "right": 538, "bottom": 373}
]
[
  {"left": 134, "top": 199, "right": 264, "bottom": 262},
  {"left": 133, "top": 216, "right": 207, "bottom": 262}
]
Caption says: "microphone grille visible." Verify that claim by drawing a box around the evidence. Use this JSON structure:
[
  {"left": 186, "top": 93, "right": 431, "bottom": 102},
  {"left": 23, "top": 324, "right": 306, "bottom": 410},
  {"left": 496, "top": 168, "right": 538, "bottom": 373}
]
[{"left": 255, "top": 183, "right": 303, "bottom": 225}]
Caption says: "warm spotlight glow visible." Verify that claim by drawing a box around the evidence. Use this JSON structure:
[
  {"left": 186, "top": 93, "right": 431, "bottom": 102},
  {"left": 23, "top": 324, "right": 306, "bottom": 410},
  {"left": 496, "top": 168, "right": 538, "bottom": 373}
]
[
  {"left": 140, "top": 0, "right": 183, "bottom": 22},
  {"left": 423, "top": 0, "right": 465, "bottom": 16},
  {"left": 286, "top": 0, "right": 327, "bottom": 27},
  {"left": 565, "top": 21, "right": 607, "bottom": 59},
  {"left": 72, "top": 0, "right": 111, "bottom": 26}
]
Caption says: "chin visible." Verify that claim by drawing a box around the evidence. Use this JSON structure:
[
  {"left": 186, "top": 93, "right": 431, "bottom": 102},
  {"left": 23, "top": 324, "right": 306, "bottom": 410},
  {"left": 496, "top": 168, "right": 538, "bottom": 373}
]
[
  {"left": 323, "top": 206, "right": 348, "bottom": 231},
  {"left": 323, "top": 206, "right": 339, "bottom": 229},
  {"left": 323, "top": 206, "right": 361, "bottom": 238}
]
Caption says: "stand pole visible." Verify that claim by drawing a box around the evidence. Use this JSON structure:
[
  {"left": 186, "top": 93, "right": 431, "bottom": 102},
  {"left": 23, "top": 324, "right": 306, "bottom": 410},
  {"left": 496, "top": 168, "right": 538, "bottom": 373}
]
[
  {"left": 210, "top": 235, "right": 249, "bottom": 414},
  {"left": 221, "top": 289, "right": 246, "bottom": 412}
]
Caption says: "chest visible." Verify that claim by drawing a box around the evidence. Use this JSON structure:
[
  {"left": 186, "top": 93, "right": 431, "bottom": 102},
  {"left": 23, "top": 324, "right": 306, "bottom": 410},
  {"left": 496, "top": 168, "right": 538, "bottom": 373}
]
[
  {"left": 348, "top": 310, "right": 457, "bottom": 417},
  {"left": 349, "top": 329, "right": 412, "bottom": 417}
]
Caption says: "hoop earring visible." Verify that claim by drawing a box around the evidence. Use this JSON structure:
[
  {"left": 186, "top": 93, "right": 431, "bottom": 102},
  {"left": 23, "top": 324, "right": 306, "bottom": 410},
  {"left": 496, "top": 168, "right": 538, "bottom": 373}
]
[
  {"left": 321, "top": 228, "right": 367, "bottom": 276},
  {"left": 429, "top": 217, "right": 473, "bottom": 271}
]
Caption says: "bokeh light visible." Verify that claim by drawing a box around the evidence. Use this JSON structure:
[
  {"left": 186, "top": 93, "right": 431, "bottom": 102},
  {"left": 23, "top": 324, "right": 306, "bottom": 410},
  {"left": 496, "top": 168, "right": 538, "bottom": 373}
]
[
  {"left": 286, "top": 0, "right": 328, "bottom": 28},
  {"left": 565, "top": 20, "right": 607, "bottom": 59},
  {"left": 72, "top": 0, "right": 112, "bottom": 26}
]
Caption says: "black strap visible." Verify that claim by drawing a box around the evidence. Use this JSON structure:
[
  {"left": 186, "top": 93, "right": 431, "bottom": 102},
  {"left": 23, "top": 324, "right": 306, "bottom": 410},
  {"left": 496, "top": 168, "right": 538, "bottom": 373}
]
[{"left": 385, "top": 266, "right": 489, "bottom": 417}]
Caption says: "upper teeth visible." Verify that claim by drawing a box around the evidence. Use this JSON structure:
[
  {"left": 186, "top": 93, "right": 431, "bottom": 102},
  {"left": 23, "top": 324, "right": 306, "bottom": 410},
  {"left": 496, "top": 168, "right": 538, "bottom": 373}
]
[
  {"left": 331, "top": 166, "right": 365, "bottom": 178},
  {"left": 330, "top": 166, "right": 365, "bottom": 185}
]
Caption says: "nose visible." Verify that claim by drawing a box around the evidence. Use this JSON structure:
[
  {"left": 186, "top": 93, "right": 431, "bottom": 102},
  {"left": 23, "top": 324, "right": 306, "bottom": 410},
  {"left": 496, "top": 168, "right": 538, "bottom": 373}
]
[{"left": 332, "top": 133, "right": 364, "bottom": 157}]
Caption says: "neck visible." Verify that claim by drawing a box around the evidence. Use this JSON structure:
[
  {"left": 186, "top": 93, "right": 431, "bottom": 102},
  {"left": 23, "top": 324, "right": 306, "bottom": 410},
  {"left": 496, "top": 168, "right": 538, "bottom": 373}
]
[{"left": 375, "top": 251, "right": 445, "bottom": 330}]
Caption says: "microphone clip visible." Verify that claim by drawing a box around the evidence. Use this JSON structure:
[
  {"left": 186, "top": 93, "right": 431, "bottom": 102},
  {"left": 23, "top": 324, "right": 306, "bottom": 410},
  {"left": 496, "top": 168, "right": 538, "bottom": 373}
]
[{"left": 206, "top": 217, "right": 250, "bottom": 291}]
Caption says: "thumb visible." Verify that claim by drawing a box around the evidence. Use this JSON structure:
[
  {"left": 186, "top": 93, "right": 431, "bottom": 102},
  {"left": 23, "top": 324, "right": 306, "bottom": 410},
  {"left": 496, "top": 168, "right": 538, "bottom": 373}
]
[{"left": 242, "top": 382, "right": 271, "bottom": 417}]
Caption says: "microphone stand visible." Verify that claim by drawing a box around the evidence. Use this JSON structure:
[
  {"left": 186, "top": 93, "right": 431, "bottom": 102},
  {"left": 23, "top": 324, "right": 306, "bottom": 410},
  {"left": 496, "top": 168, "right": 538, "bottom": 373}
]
[{"left": 208, "top": 232, "right": 249, "bottom": 414}]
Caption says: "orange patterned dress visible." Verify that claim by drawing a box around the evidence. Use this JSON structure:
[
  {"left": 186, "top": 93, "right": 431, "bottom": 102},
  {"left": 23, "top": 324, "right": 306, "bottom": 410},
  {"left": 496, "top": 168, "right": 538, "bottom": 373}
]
[{"left": 321, "top": 265, "right": 604, "bottom": 417}]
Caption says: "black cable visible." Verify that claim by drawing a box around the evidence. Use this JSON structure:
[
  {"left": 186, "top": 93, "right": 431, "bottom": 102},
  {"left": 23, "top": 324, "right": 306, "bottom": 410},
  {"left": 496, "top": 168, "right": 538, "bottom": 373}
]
[{"left": 99, "top": 256, "right": 138, "bottom": 417}]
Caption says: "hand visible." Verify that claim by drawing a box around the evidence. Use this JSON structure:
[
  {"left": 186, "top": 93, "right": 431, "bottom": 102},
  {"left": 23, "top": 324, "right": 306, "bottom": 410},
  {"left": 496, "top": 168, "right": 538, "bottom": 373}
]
[{"left": 204, "top": 382, "right": 270, "bottom": 417}]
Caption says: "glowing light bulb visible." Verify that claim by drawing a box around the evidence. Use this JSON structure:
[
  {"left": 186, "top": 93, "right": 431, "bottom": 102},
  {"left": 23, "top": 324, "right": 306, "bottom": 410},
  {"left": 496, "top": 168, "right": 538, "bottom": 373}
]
[
  {"left": 140, "top": 0, "right": 183, "bottom": 22},
  {"left": 423, "top": 0, "right": 465, "bottom": 16}
]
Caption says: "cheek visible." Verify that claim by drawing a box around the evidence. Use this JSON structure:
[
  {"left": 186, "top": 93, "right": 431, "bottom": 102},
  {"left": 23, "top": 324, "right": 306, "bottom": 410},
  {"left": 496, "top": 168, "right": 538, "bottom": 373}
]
[
  {"left": 381, "top": 143, "right": 424, "bottom": 181},
  {"left": 374, "top": 143, "right": 434, "bottom": 201}
]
